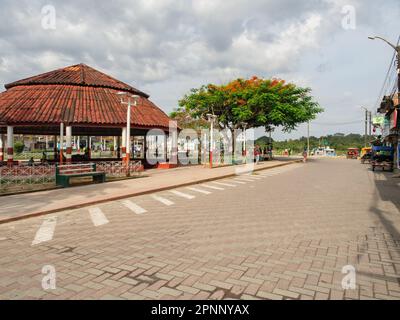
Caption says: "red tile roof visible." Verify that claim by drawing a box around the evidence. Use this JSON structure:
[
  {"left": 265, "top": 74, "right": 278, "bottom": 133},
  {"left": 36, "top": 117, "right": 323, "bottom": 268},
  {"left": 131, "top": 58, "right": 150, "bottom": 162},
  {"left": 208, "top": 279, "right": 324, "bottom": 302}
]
[
  {"left": 0, "top": 64, "right": 171, "bottom": 129},
  {"left": 5, "top": 63, "right": 149, "bottom": 98}
]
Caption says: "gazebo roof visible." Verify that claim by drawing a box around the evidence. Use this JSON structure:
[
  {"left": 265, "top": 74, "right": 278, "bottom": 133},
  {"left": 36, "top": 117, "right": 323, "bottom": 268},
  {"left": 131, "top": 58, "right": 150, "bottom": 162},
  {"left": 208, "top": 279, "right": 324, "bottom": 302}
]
[
  {"left": 0, "top": 64, "right": 171, "bottom": 130},
  {"left": 5, "top": 63, "right": 149, "bottom": 98}
]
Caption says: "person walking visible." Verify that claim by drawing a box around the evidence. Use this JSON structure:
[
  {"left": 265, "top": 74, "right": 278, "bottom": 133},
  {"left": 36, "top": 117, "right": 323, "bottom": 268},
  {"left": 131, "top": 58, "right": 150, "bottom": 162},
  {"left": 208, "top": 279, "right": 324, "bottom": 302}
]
[
  {"left": 254, "top": 145, "right": 261, "bottom": 165},
  {"left": 302, "top": 149, "right": 308, "bottom": 163}
]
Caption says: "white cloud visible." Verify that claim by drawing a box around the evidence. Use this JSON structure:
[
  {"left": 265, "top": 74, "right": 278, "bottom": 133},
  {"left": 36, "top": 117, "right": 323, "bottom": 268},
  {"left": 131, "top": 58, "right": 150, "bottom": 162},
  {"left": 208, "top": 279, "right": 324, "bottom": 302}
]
[{"left": 0, "top": 0, "right": 399, "bottom": 139}]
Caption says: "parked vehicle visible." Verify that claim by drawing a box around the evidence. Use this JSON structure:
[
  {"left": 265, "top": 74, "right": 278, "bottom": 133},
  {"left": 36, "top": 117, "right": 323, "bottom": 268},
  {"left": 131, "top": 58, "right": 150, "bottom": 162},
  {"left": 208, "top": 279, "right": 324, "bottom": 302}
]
[
  {"left": 360, "top": 147, "right": 372, "bottom": 164},
  {"left": 370, "top": 146, "right": 394, "bottom": 172},
  {"left": 324, "top": 148, "right": 336, "bottom": 157},
  {"left": 360, "top": 152, "right": 372, "bottom": 164},
  {"left": 312, "top": 147, "right": 336, "bottom": 157},
  {"left": 346, "top": 148, "right": 359, "bottom": 159}
]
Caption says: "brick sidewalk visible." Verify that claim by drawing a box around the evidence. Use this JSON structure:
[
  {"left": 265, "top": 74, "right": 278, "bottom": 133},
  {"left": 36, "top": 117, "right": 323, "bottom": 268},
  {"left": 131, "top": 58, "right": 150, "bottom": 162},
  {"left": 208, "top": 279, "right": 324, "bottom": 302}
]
[
  {"left": 0, "top": 158, "right": 300, "bottom": 223},
  {"left": 1, "top": 158, "right": 399, "bottom": 300}
]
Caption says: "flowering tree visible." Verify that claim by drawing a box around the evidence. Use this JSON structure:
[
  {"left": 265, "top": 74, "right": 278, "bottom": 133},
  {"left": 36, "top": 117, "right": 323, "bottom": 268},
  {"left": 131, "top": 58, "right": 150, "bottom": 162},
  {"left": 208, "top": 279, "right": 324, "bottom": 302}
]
[{"left": 173, "top": 76, "right": 323, "bottom": 132}]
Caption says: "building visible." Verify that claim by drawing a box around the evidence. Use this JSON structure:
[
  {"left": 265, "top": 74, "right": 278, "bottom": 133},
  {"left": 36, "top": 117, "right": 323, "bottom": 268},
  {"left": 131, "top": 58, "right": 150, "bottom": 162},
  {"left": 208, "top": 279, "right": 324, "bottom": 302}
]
[
  {"left": 378, "top": 95, "right": 399, "bottom": 170},
  {"left": 0, "top": 63, "right": 173, "bottom": 167}
]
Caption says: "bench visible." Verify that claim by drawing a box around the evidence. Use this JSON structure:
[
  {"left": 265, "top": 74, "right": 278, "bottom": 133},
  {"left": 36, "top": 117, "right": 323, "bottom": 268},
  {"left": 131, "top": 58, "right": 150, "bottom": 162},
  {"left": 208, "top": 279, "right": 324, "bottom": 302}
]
[{"left": 56, "top": 163, "right": 106, "bottom": 187}]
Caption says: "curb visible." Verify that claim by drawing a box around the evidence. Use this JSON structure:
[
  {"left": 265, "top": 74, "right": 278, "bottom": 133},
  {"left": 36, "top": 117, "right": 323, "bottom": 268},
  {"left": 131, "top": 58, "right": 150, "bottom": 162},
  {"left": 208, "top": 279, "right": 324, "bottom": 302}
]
[{"left": 0, "top": 160, "right": 302, "bottom": 225}]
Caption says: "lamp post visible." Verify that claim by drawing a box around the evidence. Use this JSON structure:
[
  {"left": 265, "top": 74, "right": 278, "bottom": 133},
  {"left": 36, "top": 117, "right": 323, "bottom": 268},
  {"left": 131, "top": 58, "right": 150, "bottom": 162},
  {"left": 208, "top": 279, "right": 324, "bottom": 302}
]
[
  {"left": 117, "top": 92, "right": 140, "bottom": 168},
  {"left": 241, "top": 122, "right": 248, "bottom": 162},
  {"left": 206, "top": 113, "right": 217, "bottom": 168},
  {"left": 368, "top": 36, "right": 400, "bottom": 105}
]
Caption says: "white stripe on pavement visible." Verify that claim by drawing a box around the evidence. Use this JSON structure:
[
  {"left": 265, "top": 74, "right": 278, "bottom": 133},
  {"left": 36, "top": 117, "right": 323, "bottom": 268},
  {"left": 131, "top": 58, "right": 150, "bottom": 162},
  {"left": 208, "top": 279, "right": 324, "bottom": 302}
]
[
  {"left": 122, "top": 200, "right": 147, "bottom": 214},
  {"left": 242, "top": 175, "right": 262, "bottom": 179},
  {"left": 201, "top": 184, "right": 225, "bottom": 190},
  {"left": 228, "top": 179, "right": 246, "bottom": 184},
  {"left": 170, "top": 190, "right": 195, "bottom": 199},
  {"left": 234, "top": 177, "right": 255, "bottom": 182},
  {"left": 89, "top": 207, "right": 109, "bottom": 226},
  {"left": 151, "top": 194, "right": 174, "bottom": 206},
  {"left": 32, "top": 216, "right": 57, "bottom": 245},
  {"left": 212, "top": 181, "right": 237, "bottom": 187},
  {"left": 261, "top": 170, "right": 280, "bottom": 174},
  {"left": 186, "top": 187, "right": 211, "bottom": 195},
  {"left": 259, "top": 173, "right": 278, "bottom": 176}
]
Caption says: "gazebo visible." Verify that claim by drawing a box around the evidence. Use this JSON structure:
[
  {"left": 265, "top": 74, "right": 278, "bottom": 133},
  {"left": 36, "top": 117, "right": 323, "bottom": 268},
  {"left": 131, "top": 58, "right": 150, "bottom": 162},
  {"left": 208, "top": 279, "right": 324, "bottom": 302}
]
[{"left": 0, "top": 63, "right": 173, "bottom": 168}]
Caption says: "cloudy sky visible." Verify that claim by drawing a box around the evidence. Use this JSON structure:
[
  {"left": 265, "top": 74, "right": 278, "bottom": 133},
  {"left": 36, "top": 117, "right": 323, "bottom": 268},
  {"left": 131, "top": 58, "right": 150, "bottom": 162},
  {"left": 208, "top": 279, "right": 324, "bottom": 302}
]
[{"left": 0, "top": 0, "right": 399, "bottom": 140}]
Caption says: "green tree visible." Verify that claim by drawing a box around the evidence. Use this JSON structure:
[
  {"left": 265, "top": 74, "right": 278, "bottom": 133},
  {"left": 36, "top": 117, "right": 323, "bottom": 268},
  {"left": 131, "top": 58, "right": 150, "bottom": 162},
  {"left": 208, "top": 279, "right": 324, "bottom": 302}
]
[
  {"left": 14, "top": 141, "right": 25, "bottom": 154},
  {"left": 174, "top": 76, "right": 323, "bottom": 133}
]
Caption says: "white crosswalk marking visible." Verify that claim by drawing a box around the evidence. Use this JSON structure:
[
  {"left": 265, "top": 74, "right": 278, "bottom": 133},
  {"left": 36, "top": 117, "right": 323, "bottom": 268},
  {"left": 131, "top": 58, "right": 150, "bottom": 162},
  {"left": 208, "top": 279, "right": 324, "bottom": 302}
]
[
  {"left": 234, "top": 177, "right": 255, "bottom": 182},
  {"left": 122, "top": 200, "right": 147, "bottom": 214},
  {"left": 186, "top": 187, "right": 211, "bottom": 194},
  {"left": 260, "top": 173, "right": 277, "bottom": 176},
  {"left": 202, "top": 184, "right": 224, "bottom": 190},
  {"left": 229, "top": 179, "right": 246, "bottom": 184},
  {"left": 170, "top": 190, "right": 195, "bottom": 199},
  {"left": 32, "top": 216, "right": 57, "bottom": 245},
  {"left": 151, "top": 194, "right": 174, "bottom": 206},
  {"left": 89, "top": 207, "right": 109, "bottom": 226},
  {"left": 242, "top": 175, "right": 262, "bottom": 180},
  {"left": 212, "top": 181, "right": 237, "bottom": 187}
]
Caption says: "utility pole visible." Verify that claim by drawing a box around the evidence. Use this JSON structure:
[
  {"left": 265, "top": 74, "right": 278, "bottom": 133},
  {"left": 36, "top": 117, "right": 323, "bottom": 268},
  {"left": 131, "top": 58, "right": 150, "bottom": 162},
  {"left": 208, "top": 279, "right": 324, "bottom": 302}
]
[
  {"left": 361, "top": 107, "right": 369, "bottom": 147},
  {"left": 364, "top": 109, "right": 368, "bottom": 147},
  {"left": 368, "top": 111, "right": 372, "bottom": 137}
]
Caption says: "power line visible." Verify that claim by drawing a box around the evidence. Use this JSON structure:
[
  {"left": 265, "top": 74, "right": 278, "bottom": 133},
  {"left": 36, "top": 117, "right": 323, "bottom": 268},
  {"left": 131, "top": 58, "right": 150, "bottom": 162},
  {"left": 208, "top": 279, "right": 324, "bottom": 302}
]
[
  {"left": 374, "top": 35, "right": 400, "bottom": 109},
  {"left": 312, "top": 120, "right": 363, "bottom": 126}
]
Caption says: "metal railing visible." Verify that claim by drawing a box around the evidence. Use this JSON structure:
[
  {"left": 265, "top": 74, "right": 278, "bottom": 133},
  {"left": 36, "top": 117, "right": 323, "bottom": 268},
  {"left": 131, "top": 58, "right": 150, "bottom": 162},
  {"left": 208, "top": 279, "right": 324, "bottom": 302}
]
[
  {"left": 96, "top": 161, "right": 142, "bottom": 177},
  {"left": 0, "top": 164, "right": 56, "bottom": 193},
  {"left": 0, "top": 160, "right": 143, "bottom": 193}
]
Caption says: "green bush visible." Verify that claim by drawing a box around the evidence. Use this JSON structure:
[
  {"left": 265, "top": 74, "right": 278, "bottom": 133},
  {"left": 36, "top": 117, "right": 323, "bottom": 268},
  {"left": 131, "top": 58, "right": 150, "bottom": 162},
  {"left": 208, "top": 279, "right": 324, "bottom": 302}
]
[{"left": 14, "top": 142, "right": 25, "bottom": 154}]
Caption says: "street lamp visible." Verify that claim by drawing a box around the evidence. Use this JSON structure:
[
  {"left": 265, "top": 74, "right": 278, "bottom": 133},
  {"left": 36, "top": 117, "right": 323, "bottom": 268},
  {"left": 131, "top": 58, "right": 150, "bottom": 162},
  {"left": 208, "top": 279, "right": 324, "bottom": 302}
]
[
  {"left": 206, "top": 113, "right": 217, "bottom": 168},
  {"left": 117, "top": 92, "right": 140, "bottom": 166},
  {"left": 241, "top": 122, "right": 248, "bottom": 161},
  {"left": 368, "top": 36, "right": 400, "bottom": 103}
]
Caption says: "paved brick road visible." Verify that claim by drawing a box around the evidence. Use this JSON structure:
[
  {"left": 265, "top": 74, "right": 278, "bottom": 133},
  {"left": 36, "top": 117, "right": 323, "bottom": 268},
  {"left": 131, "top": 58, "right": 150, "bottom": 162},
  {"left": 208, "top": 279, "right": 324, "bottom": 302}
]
[{"left": 1, "top": 158, "right": 400, "bottom": 300}]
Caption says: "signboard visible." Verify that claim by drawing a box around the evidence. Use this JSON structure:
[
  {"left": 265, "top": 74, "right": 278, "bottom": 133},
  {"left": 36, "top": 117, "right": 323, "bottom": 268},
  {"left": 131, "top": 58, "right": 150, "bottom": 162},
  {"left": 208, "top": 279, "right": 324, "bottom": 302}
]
[
  {"left": 372, "top": 116, "right": 385, "bottom": 127},
  {"left": 390, "top": 109, "right": 398, "bottom": 130},
  {"left": 382, "top": 116, "right": 391, "bottom": 138}
]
